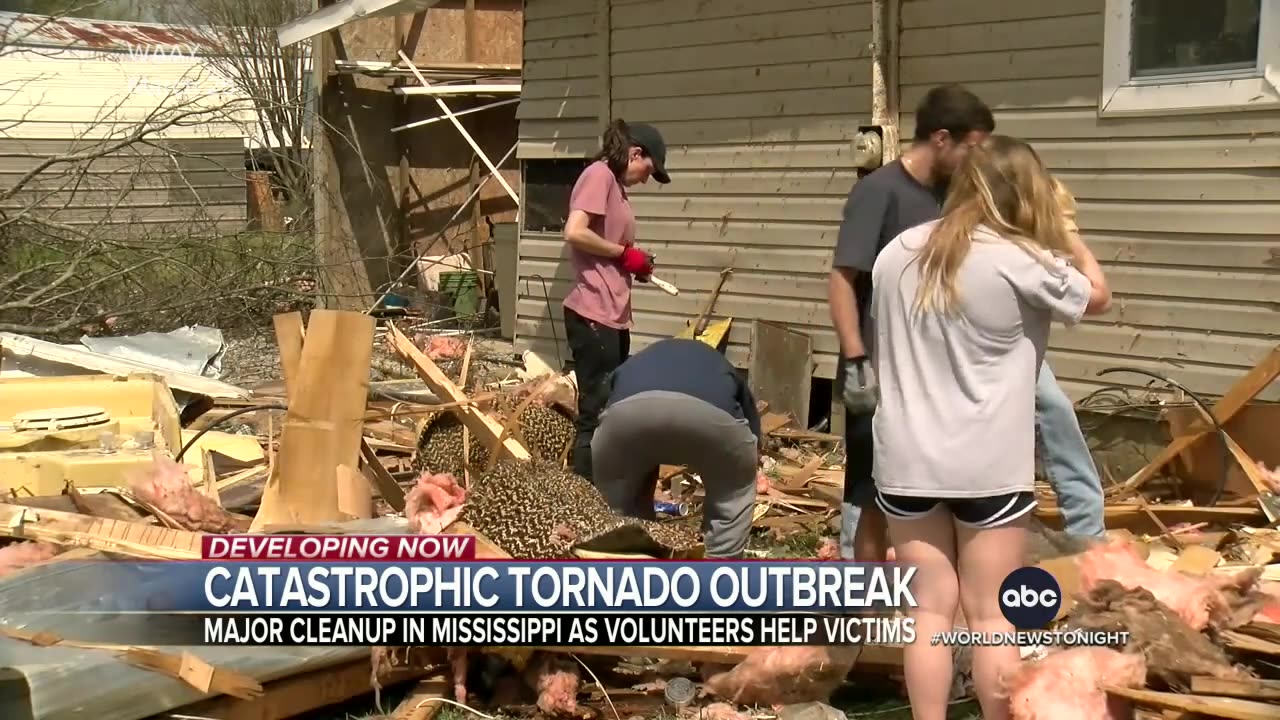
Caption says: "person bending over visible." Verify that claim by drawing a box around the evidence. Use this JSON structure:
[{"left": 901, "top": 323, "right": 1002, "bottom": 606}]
[
  {"left": 868, "top": 135, "right": 1111, "bottom": 720},
  {"left": 590, "top": 338, "right": 762, "bottom": 559}
]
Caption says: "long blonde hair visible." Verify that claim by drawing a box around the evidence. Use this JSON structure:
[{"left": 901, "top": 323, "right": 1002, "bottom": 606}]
[{"left": 914, "top": 134, "right": 1073, "bottom": 314}]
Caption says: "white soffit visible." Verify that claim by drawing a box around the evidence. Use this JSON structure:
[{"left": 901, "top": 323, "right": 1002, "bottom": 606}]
[{"left": 277, "top": 0, "right": 441, "bottom": 48}]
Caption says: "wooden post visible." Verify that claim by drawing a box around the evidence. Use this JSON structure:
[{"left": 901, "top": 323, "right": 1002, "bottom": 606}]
[
  {"left": 311, "top": 0, "right": 376, "bottom": 310},
  {"left": 246, "top": 171, "right": 283, "bottom": 232},
  {"left": 870, "top": 0, "right": 901, "bottom": 162},
  {"left": 395, "top": 13, "right": 412, "bottom": 266}
]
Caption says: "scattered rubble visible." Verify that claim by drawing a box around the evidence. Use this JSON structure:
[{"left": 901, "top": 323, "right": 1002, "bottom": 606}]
[{"left": 1, "top": 313, "right": 1277, "bottom": 720}]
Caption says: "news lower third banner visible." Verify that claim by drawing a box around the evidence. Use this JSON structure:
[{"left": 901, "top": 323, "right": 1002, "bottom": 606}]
[
  {"left": 22, "top": 559, "right": 920, "bottom": 647},
  {"left": 82, "top": 612, "right": 919, "bottom": 646}
]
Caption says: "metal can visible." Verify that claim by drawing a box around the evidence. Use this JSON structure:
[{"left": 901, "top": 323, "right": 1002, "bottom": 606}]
[{"left": 653, "top": 501, "right": 688, "bottom": 516}]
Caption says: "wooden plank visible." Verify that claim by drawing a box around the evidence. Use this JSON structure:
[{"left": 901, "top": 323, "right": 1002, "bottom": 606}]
[
  {"left": 251, "top": 310, "right": 375, "bottom": 530},
  {"left": 385, "top": 323, "right": 531, "bottom": 463},
  {"left": 1036, "top": 504, "right": 1264, "bottom": 530},
  {"left": 174, "top": 656, "right": 432, "bottom": 720},
  {"left": 748, "top": 321, "right": 813, "bottom": 431},
  {"left": 393, "top": 677, "right": 451, "bottom": 720},
  {"left": 1104, "top": 686, "right": 1280, "bottom": 720},
  {"left": 0, "top": 502, "right": 201, "bottom": 559},
  {"left": 361, "top": 441, "right": 407, "bottom": 513},
  {"left": 1120, "top": 345, "right": 1280, "bottom": 492},
  {"left": 1189, "top": 677, "right": 1280, "bottom": 701}
]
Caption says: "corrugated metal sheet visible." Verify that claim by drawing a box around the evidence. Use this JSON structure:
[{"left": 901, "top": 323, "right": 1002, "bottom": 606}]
[
  {"left": 0, "top": 519, "right": 408, "bottom": 720},
  {"left": 897, "top": 0, "right": 1280, "bottom": 401},
  {"left": 515, "top": 0, "right": 873, "bottom": 379}
]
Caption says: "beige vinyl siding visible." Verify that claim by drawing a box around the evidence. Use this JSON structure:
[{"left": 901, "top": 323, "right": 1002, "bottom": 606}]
[
  {"left": 0, "top": 136, "right": 247, "bottom": 233},
  {"left": 900, "top": 0, "right": 1280, "bottom": 401},
  {"left": 518, "top": 0, "right": 602, "bottom": 158},
  {"left": 0, "top": 48, "right": 252, "bottom": 141},
  {"left": 516, "top": 0, "right": 872, "bottom": 377}
]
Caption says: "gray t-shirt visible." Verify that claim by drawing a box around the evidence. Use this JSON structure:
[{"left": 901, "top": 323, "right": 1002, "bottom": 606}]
[
  {"left": 870, "top": 221, "right": 1091, "bottom": 498},
  {"left": 832, "top": 160, "right": 947, "bottom": 357}
]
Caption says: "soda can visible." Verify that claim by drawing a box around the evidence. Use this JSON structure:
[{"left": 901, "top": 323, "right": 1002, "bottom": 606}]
[{"left": 653, "top": 501, "right": 688, "bottom": 516}]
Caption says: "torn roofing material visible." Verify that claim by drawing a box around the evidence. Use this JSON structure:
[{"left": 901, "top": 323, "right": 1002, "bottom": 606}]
[
  {"left": 0, "top": 11, "right": 221, "bottom": 53},
  {"left": 0, "top": 332, "right": 250, "bottom": 400}
]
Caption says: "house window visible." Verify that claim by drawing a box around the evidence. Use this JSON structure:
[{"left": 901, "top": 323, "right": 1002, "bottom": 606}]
[
  {"left": 521, "top": 158, "right": 590, "bottom": 233},
  {"left": 1101, "top": 0, "right": 1279, "bottom": 116}
]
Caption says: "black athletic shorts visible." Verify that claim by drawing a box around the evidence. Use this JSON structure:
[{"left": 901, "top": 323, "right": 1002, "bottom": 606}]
[{"left": 875, "top": 491, "right": 1037, "bottom": 528}]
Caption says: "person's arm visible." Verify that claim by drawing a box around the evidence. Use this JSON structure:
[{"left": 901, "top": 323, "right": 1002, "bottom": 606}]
[
  {"left": 828, "top": 182, "right": 890, "bottom": 359},
  {"left": 564, "top": 210, "right": 624, "bottom": 258},
  {"left": 563, "top": 164, "right": 625, "bottom": 258},
  {"left": 1064, "top": 230, "right": 1111, "bottom": 315},
  {"left": 735, "top": 373, "right": 763, "bottom": 445}
]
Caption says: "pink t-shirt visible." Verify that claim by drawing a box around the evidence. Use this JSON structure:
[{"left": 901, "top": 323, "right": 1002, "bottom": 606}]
[{"left": 562, "top": 160, "right": 636, "bottom": 329}]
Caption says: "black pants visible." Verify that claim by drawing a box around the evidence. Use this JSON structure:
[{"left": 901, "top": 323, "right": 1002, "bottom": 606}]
[{"left": 563, "top": 306, "right": 630, "bottom": 481}]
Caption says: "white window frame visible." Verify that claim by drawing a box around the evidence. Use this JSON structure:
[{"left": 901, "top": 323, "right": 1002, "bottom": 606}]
[{"left": 1101, "top": 0, "right": 1280, "bottom": 116}]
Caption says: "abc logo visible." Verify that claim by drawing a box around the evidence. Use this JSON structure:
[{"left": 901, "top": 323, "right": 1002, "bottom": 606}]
[{"left": 998, "top": 567, "right": 1061, "bottom": 628}]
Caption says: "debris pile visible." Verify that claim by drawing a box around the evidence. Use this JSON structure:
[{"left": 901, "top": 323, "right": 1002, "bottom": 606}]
[{"left": 0, "top": 311, "right": 1276, "bottom": 720}]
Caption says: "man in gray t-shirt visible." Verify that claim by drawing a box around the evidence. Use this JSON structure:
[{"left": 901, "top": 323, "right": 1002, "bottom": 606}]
[
  {"left": 829, "top": 85, "right": 1107, "bottom": 562},
  {"left": 828, "top": 85, "right": 995, "bottom": 562}
]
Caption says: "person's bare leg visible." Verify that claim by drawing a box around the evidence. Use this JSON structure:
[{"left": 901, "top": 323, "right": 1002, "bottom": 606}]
[
  {"left": 886, "top": 511, "right": 958, "bottom": 720},
  {"left": 956, "top": 518, "right": 1030, "bottom": 720},
  {"left": 854, "top": 503, "right": 890, "bottom": 562}
]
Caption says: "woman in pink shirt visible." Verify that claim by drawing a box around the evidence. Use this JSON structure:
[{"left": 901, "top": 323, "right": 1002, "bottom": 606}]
[{"left": 561, "top": 119, "right": 670, "bottom": 481}]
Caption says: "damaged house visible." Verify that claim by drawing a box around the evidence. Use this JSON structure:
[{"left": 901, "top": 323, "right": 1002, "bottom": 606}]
[{"left": 513, "top": 0, "right": 1280, "bottom": 428}]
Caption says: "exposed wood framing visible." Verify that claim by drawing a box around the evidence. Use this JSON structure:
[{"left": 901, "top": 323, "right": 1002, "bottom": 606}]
[
  {"left": 596, "top": 0, "right": 611, "bottom": 125},
  {"left": 391, "top": 97, "right": 520, "bottom": 132},
  {"left": 394, "top": 84, "right": 521, "bottom": 95},
  {"left": 870, "top": 0, "right": 901, "bottom": 162},
  {"left": 398, "top": 50, "right": 519, "bottom": 204}
]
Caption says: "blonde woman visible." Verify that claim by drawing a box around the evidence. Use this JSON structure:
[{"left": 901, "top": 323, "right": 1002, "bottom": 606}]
[{"left": 868, "top": 135, "right": 1110, "bottom": 720}]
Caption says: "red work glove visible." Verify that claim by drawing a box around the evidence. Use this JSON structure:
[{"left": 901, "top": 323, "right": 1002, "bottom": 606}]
[{"left": 619, "top": 245, "right": 654, "bottom": 276}]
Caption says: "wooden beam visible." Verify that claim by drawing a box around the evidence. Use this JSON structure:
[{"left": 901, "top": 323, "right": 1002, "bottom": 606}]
[
  {"left": 174, "top": 655, "right": 433, "bottom": 720},
  {"left": 1189, "top": 676, "right": 1280, "bottom": 701},
  {"left": 1104, "top": 686, "right": 1280, "bottom": 720},
  {"left": 1121, "top": 344, "right": 1280, "bottom": 493},
  {"left": 0, "top": 502, "right": 202, "bottom": 559},
  {"left": 385, "top": 323, "right": 530, "bottom": 462},
  {"left": 252, "top": 310, "right": 376, "bottom": 530},
  {"left": 393, "top": 676, "right": 451, "bottom": 720},
  {"left": 1036, "top": 503, "right": 1264, "bottom": 530}
]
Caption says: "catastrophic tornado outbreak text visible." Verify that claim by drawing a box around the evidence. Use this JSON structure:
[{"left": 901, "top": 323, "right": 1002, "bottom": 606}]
[{"left": 199, "top": 613, "right": 918, "bottom": 646}]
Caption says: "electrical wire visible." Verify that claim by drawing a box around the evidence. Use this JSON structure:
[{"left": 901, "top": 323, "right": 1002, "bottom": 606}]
[
  {"left": 1095, "top": 366, "right": 1230, "bottom": 507},
  {"left": 175, "top": 404, "right": 288, "bottom": 462}
]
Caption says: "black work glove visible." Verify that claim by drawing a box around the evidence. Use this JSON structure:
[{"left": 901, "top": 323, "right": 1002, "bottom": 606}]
[{"left": 842, "top": 356, "right": 878, "bottom": 414}]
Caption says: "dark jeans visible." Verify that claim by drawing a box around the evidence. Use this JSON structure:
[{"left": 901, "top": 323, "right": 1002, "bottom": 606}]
[{"left": 563, "top": 306, "right": 630, "bottom": 481}]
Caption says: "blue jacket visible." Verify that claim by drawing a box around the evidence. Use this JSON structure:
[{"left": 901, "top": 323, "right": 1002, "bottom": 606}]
[{"left": 605, "top": 338, "right": 763, "bottom": 440}]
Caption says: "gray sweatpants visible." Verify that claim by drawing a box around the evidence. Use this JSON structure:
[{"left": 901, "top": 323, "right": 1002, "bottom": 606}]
[{"left": 591, "top": 390, "right": 759, "bottom": 558}]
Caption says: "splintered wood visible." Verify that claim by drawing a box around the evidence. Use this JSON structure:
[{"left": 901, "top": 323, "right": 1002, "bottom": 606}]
[{"left": 252, "top": 310, "right": 376, "bottom": 530}]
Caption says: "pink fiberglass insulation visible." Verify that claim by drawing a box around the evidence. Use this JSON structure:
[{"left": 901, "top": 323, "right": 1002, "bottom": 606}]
[
  {"left": 816, "top": 537, "right": 840, "bottom": 560},
  {"left": 703, "top": 645, "right": 860, "bottom": 706},
  {"left": 421, "top": 335, "right": 468, "bottom": 361},
  {"left": 524, "top": 653, "right": 581, "bottom": 716},
  {"left": 1005, "top": 647, "right": 1147, "bottom": 720},
  {"left": 756, "top": 471, "right": 771, "bottom": 494},
  {"left": 404, "top": 471, "right": 467, "bottom": 534},
  {"left": 0, "top": 541, "right": 59, "bottom": 576},
  {"left": 126, "top": 455, "right": 240, "bottom": 533},
  {"left": 1077, "top": 540, "right": 1264, "bottom": 631}
]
